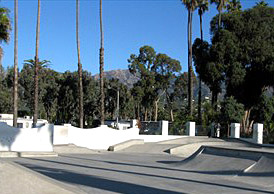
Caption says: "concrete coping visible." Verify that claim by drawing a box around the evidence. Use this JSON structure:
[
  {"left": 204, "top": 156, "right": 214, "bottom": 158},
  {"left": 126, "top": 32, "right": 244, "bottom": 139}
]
[
  {"left": 202, "top": 145, "right": 274, "bottom": 160},
  {"left": 108, "top": 139, "right": 144, "bottom": 152}
]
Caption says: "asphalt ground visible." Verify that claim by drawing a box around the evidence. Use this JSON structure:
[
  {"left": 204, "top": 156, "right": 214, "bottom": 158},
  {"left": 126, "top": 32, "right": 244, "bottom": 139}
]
[
  {"left": 2, "top": 137, "right": 274, "bottom": 194},
  {"left": 4, "top": 149, "right": 274, "bottom": 194}
]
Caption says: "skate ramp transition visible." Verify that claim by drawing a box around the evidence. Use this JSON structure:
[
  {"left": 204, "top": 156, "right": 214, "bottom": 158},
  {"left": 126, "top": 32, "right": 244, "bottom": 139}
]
[{"left": 178, "top": 146, "right": 274, "bottom": 177}]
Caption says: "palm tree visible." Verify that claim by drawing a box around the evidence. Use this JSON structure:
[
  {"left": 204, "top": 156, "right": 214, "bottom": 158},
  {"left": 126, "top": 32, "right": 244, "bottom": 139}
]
[
  {"left": 182, "top": 0, "right": 198, "bottom": 117},
  {"left": 13, "top": 0, "right": 18, "bottom": 127},
  {"left": 0, "top": 7, "right": 11, "bottom": 61},
  {"left": 227, "top": 0, "right": 241, "bottom": 12},
  {"left": 256, "top": 0, "right": 268, "bottom": 7},
  {"left": 197, "top": 0, "right": 208, "bottom": 124},
  {"left": 24, "top": 59, "right": 50, "bottom": 68},
  {"left": 76, "top": 0, "right": 84, "bottom": 128},
  {"left": 210, "top": 0, "right": 229, "bottom": 28},
  {"left": 99, "top": 0, "right": 105, "bottom": 125},
  {"left": 33, "top": 0, "right": 41, "bottom": 127}
]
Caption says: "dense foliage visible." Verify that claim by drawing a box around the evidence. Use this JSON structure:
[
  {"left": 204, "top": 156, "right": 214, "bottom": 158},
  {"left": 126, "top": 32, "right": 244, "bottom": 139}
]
[{"left": 193, "top": 4, "right": 274, "bottom": 137}]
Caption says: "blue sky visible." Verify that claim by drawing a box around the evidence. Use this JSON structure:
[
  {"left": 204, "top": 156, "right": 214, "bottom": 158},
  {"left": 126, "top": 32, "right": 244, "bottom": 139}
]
[{"left": 1, "top": 0, "right": 273, "bottom": 75}]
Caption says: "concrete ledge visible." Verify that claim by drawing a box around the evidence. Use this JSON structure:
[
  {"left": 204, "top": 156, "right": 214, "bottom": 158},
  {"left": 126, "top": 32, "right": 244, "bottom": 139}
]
[
  {"left": 108, "top": 139, "right": 144, "bottom": 152},
  {"left": 0, "top": 152, "right": 19, "bottom": 158},
  {"left": 0, "top": 152, "right": 58, "bottom": 158}
]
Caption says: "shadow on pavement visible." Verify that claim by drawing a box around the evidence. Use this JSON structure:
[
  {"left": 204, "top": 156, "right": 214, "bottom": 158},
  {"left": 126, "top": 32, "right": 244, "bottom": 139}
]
[
  {"left": 16, "top": 162, "right": 183, "bottom": 194},
  {"left": 16, "top": 157, "right": 274, "bottom": 194}
]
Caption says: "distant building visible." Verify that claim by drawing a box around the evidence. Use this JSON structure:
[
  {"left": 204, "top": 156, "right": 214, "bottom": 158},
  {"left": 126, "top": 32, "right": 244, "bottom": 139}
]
[
  {"left": 0, "top": 114, "right": 48, "bottom": 128},
  {"left": 105, "top": 120, "right": 131, "bottom": 130}
]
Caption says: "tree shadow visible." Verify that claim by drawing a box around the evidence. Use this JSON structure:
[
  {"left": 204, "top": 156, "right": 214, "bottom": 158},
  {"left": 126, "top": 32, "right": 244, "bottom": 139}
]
[
  {"left": 62, "top": 154, "right": 274, "bottom": 177},
  {"left": 15, "top": 162, "right": 184, "bottom": 194},
  {"left": 16, "top": 157, "right": 274, "bottom": 193},
  {"left": 0, "top": 122, "right": 53, "bottom": 151},
  {"left": 0, "top": 122, "right": 20, "bottom": 151}
]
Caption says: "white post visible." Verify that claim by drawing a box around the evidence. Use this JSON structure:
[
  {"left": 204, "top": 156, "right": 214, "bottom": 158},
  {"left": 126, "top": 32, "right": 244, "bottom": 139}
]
[
  {"left": 161, "top": 120, "right": 168, "bottom": 136},
  {"left": 230, "top": 123, "right": 240, "bottom": 138},
  {"left": 253, "top": 123, "right": 263, "bottom": 144},
  {"left": 186, "top": 122, "right": 195, "bottom": 136},
  {"left": 131, "top": 119, "right": 138, "bottom": 128}
]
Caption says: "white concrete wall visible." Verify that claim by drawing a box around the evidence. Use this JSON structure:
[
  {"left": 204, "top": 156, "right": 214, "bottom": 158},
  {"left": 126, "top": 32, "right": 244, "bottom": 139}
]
[
  {"left": 53, "top": 125, "right": 69, "bottom": 145},
  {"left": 253, "top": 123, "right": 263, "bottom": 144},
  {"left": 52, "top": 120, "right": 189, "bottom": 150},
  {"left": 186, "top": 122, "right": 195, "bottom": 136},
  {"left": 161, "top": 120, "right": 169, "bottom": 136},
  {"left": 0, "top": 122, "right": 53, "bottom": 152},
  {"left": 67, "top": 125, "right": 140, "bottom": 150},
  {"left": 230, "top": 123, "right": 240, "bottom": 138}
]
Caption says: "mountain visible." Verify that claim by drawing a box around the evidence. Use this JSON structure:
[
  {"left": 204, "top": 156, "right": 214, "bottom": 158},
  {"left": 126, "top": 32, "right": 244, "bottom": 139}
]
[
  {"left": 93, "top": 69, "right": 213, "bottom": 99},
  {"left": 93, "top": 69, "right": 139, "bottom": 88}
]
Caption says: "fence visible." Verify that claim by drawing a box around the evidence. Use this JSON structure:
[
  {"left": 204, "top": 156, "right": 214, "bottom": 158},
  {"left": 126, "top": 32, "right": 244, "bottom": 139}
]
[{"left": 139, "top": 121, "right": 161, "bottom": 135}]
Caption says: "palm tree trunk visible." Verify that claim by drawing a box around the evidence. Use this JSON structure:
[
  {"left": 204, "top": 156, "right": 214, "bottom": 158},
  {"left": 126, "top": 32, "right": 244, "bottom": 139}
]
[
  {"left": 76, "top": 0, "right": 83, "bottom": 128},
  {"left": 137, "top": 103, "right": 140, "bottom": 120},
  {"left": 187, "top": 10, "right": 193, "bottom": 116},
  {"left": 33, "top": 0, "right": 41, "bottom": 127},
  {"left": 154, "top": 99, "right": 158, "bottom": 121},
  {"left": 99, "top": 0, "right": 105, "bottom": 125},
  {"left": 218, "top": 10, "right": 222, "bottom": 28},
  {"left": 170, "top": 109, "right": 174, "bottom": 122},
  {"left": 199, "top": 12, "right": 203, "bottom": 41},
  {"left": 211, "top": 90, "right": 218, "bottom": 110},
  {"left": 13, "top": 0, "right": 18, "bottom": 128},
  {"left": 198, "top": 12, "right": 203, "bottom": 125},
  {"left": 144, "top": 107, "right": 148, "bottom": 121}
]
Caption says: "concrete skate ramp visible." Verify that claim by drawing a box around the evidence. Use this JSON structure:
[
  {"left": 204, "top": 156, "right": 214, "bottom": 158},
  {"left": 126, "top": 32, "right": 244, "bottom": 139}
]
[
  {"left": 243, "top": 155, "right": 274, "bottom": 175},
  {"left": 235, "top": 155, "right": 274, "bottom": 187},
  {"left": 168, "top": 139, "right": 257, "bottom": 158},
  {"left": 0, "top": 161, "right": 83, "bottom": 194},
  {"left": 178, "top": 146, "right": 261, "bottom": 174}
]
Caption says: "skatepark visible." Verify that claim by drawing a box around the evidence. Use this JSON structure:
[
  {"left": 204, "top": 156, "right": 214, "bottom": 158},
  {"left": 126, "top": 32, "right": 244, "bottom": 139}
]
[{"left": 1, "top": 135, "right": 274, "bottom": 194}]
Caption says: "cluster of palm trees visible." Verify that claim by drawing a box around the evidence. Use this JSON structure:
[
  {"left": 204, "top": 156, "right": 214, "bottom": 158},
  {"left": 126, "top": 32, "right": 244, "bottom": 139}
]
[
  {"left": 4, "top": 0, "right": 245, "bottom": 127},
  {"left": 12, "top": 0, "right": 105, "bottom": 128},
  {"left": 182, "top": 0, "right": 241, "bottom": 123}
]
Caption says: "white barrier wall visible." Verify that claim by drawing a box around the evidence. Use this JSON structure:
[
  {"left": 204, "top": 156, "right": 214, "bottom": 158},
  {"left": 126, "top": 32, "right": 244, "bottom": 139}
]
[
  {"left": 253, "top": 123, "right": 263, "bottom": 144},
  {"left": 0, "top": 122, "right": 53, "bottom": 152},
  {"left": 161, "top": 120, "right": 169, "bottom": 136},
  {"left": 186, "top": 122, "right": 195, "bottom": 136},
  {"left": 53, "top": 120, "right": 189, "bottom": 150},
  {"left": 67, "top": 125, "right": 140, "bottom": 150},
  {"left": 53, "top": 125, "right": 69, "bottom": 145},
  {"left": 230, "top": 123, "right": 240, "bottom": 138}
]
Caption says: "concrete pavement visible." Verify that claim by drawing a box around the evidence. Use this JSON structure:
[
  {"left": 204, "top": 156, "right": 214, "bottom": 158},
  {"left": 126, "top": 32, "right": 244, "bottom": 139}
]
[{"left": 2, "top": 137, "right": 274, "bottom": 193}]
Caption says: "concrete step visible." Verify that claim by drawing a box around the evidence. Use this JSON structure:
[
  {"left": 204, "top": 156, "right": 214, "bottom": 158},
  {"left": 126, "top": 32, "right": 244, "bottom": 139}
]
[
  {"left": 0, "top": 151, "right": 58, "bottom": 158},
  {"left": 108, "top": 139, "right": 144, "bottom": 152}
]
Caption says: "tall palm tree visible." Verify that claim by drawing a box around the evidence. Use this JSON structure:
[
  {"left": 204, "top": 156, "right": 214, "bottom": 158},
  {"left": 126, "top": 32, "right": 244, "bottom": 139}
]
[
  {"left": 99, "top": 0, "right": 105, "bottom": 125},
  {"left": 197, "top": 0, "right": 208, "bottom": 124},
  {"left": 0, "top": 7, "right": 11, "bottom": 61},
  {"left": 76, "top": 0, "right": 84, "bottom": 128},
  {"left": 13, "top": 0, "right": 18, "bottom": 127},
  {"left": 24, "top": 59, "right": 50, "bottom": 68},
  {"left": 256, "top": 0, "right": 268, "bottom": 7},
  {"left": 182, "top": 0, "right": 198, "bottom": 117},
  {"left": 210, "top": 0, "right": 229, "bottom": 28},
  {"left": 227, "top": 0, "right": 241, "bottom": 12},
  {"left": 33, "top": 0, "right": 41, "bottom": 127}
]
